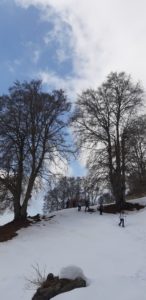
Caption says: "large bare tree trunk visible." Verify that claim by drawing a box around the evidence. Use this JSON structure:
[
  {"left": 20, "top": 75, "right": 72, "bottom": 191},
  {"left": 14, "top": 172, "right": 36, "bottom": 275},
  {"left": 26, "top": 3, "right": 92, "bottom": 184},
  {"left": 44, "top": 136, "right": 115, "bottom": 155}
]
[{"left": 14, "top": 201, "right": 22, "bottom": 221}]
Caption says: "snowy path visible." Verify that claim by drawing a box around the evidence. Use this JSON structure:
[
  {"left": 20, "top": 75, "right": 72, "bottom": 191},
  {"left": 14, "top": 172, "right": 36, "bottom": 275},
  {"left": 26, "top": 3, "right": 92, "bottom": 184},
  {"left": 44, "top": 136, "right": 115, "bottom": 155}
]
[{"left": 1, "top": 200, "right": 146, "bottom": 300}]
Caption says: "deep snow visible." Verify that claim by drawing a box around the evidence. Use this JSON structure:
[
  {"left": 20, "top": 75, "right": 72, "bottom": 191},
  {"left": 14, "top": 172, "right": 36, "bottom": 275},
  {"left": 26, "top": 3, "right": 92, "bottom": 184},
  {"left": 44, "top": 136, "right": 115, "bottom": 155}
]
[{"left": 1, "top": 197, "right": 146, "bottom": 300}]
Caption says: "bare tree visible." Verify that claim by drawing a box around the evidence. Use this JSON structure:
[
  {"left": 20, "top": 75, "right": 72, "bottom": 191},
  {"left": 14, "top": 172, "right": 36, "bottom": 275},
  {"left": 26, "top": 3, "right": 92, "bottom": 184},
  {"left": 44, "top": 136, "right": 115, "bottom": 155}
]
[
  {"left": 0, "top": 80, "right": 71, "bottom": 220},
  {"left": 71, "top": 72, "right": 144, "bottom": 208},
  {"left": 43, "top": 175, "right": 99, "bottom": 213},
  {"left": 44, "top": 176, "right": 80, "bottom": 212},
  {"left": 126, "top": 115, "right": 146, "bottom": 194}
]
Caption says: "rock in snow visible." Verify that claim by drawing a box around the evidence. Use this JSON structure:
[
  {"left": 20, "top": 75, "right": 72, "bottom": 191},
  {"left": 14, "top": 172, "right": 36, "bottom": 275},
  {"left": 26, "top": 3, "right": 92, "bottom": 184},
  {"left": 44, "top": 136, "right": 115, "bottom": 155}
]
[{"left": 32, "top": 270, "right": 86, "bottom": 300}]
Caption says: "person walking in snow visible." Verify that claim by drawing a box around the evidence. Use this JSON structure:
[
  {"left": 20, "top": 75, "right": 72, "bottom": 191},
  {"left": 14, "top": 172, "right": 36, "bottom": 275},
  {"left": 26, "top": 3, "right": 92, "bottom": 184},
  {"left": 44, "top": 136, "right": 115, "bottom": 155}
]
[
  {"left": 85, "top": 199, "right": 89, "bottom": 212},
  {"left": 66, "top": 199, "right": 69, "bottom": 209},
  {"left": 77, "top": 201, "right": 81, "bottom": 211},
  {"left": 119, "top": 211, "right": 125, "bottom": 227},
  {"left": 99, "top": 203, "right": 103, "bottom": 215},
  {"left": 98, "top": 195, "right": 103, "bottom": 215}
]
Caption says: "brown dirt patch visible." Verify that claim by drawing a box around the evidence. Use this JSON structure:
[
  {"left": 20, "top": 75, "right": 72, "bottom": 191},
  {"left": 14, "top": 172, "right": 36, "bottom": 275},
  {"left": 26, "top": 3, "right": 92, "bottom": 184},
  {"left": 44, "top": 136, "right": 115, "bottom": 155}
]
[
  {"left": 0, "top": 219, "right": 31, "bottom": 243},
  {"left": 0, "top": 214, "right": 55, "bottom": 243},
  {"left": 103, "top": 202, "right": 145, "bottom": 214}
]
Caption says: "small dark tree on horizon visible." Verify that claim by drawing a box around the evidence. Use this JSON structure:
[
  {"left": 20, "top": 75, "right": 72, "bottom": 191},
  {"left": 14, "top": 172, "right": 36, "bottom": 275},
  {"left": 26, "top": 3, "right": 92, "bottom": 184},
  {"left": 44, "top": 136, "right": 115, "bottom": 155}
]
[
  {"left": 71, "top": 72, "right": 144, "bottom": 208},
  {"left": 0, "top": 80, "right": 71, "bottom": 220}
]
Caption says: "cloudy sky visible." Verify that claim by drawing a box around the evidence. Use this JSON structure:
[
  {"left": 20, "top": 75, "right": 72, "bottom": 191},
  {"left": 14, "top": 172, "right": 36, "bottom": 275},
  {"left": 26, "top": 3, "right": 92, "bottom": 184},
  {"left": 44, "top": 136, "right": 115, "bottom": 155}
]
[{"left": 1, "top": 0, "right": 146, "bottom": 175}]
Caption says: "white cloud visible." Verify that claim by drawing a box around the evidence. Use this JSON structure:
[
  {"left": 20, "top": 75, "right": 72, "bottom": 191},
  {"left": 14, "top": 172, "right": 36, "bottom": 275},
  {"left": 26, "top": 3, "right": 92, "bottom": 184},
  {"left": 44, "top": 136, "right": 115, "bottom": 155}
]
[
  {"left": 6, "top": 59, "right": 21, "bottom": 74},
  {"left": 38, "top": 70, "right": 88, "bottom": 100},
  {"left": 21, "top": 41, "right": 41, "bottom": 64},
  {"left": 33, "top": 49, "right": 40, "bottom": 64},
  {"left": 15, "top": 0, "right": 146, "bottom": 101},
  {"left": 56, "top": 49, "right": 69, "bottom": 63}
]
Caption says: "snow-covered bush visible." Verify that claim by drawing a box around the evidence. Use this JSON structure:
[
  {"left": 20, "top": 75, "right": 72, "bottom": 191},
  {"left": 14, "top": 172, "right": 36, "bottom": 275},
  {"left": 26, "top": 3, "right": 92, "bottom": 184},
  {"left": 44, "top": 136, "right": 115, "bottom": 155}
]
[{"left": 59, "top": 265, "right": 86, "bottom": 280}]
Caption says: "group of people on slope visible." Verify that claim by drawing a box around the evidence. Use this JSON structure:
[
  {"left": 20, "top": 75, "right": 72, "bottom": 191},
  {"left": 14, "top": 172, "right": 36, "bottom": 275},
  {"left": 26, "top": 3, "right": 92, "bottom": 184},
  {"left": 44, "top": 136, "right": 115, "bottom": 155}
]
[
  {"left": 77, "top": 199, "right": 103, "bottom": 215},
  {"left": 77, "top": 199, "right": 125, "bottom": 227}
]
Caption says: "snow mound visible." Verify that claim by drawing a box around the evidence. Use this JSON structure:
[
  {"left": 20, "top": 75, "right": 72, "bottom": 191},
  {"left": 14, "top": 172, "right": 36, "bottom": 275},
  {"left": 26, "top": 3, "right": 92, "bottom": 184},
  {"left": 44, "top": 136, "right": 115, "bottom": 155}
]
[{"left": 59, "top": 265, "right": 86, "bottom": 281}]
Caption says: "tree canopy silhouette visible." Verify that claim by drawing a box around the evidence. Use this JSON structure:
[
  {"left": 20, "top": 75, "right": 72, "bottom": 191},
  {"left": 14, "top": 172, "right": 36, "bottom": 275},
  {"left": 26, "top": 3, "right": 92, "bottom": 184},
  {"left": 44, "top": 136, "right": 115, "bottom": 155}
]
[{"left": 0, "top": 80, "right": 71, "bottom": 220}]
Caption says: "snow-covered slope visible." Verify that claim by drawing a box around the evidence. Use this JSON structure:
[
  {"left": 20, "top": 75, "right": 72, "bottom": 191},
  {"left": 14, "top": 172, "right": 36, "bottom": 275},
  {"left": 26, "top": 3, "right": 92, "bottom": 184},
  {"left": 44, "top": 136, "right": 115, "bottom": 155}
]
[{"left": 1, "top": 197, "right": 146, "bottom": 300}]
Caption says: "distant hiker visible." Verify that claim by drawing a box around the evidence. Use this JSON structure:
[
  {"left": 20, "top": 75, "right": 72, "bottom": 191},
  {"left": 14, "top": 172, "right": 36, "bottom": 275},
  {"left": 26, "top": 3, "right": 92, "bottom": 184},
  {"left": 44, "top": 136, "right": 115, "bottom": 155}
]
[
  {"left": 85, "top": 199, "right": 90, "bottom": 212},
  {"left": 77, "top": 201, "right": 81, "bottom": 211},
  {"left": 66, "top": 199, "right": 69, "bottom": 209},
  {"left": 98, "top": 195, "right": 103, "bottom": 215},
  {"left": 119, "top": 211, "right": 125, "bottom": 227},
  {"left": 99, "top": 203, "right": 103, "bottom": 215}
]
